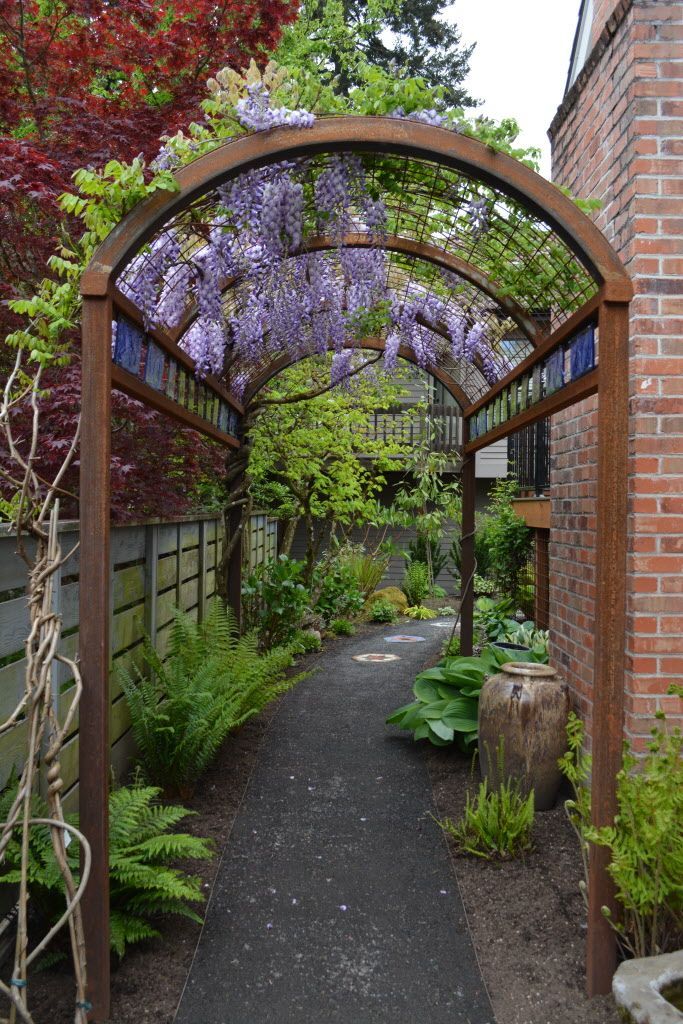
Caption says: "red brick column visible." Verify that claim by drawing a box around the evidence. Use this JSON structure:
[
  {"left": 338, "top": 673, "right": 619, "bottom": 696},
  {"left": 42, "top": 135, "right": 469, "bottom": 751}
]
[{"left": 548, "top": 0, "right": 683, "bottom": 749}]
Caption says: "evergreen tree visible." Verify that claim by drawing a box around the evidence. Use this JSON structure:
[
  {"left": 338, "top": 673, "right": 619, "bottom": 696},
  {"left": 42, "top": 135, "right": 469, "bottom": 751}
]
[{"left": 278, "top": 0, "right": 477, "bottom": 106}]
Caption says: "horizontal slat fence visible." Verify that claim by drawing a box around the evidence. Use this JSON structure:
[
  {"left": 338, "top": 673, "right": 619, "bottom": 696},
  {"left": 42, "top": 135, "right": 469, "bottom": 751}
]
[{"left": 0, "top": 514, "right": 226, "bottom": 811}]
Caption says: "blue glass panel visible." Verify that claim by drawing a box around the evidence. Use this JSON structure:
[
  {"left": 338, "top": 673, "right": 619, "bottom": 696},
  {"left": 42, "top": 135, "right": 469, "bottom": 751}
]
[
  {"left": 113, "top": 317, "right": 143, "bottom": 375},
  {"left": 570, "top": 325, "right": 595, "bottom": 380},
  {"left": 545, "top": 346, "right": 565, "bottom": 396},
  {"left": 218, "top": 404, "right": 229, "bottom": 434},
  {"left": 165, "top": 361, "right": 177, "bottom": 401},
  {"left": 144, "top": 341, "right": 165, "bottom": 392},
  {"left": 478, "top": 409, "right": 487, "bottom": 437}
]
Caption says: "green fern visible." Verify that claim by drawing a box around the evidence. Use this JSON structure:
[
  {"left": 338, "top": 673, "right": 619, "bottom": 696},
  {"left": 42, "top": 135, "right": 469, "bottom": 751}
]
[
  {"left": 0, "top": 783, "right": 213, "bottom": 958},
  {"left": 118, "top": 599, "right": 302, "bottom": 795}
]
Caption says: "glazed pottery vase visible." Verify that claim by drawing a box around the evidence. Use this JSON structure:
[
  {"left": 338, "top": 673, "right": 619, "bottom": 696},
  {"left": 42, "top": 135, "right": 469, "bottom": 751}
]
[{"left": 478, "top": 662, "right": 571, "bottom": 811}]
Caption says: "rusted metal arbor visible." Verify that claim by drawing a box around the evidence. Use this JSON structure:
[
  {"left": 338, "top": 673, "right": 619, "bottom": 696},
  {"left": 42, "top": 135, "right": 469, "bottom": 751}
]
[{"left": 79, "top": 117, "right": 631, "bottom": 1018}]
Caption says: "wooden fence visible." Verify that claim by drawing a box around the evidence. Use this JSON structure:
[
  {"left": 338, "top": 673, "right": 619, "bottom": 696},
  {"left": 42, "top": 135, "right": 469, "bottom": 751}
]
[
  {"left": 245, "top": 512, "right": 278, "bottom": 570},
  {"left": 0, "top": 514, "right": 226, "bottom": 811}
]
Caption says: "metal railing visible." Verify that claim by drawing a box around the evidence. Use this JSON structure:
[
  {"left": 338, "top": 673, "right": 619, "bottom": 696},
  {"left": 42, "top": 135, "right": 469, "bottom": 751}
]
[
  {"left": 359, "top": 403, "right": 462, "bottom": 454},
  {"left": 508, "top": 418, "right": 550, "bottom": 494}
]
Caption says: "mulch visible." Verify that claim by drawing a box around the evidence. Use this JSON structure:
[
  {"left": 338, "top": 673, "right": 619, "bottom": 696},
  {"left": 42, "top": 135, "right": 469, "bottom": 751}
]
[{"left": 427, "top": 747, "right": 621, "bottom": 1024}]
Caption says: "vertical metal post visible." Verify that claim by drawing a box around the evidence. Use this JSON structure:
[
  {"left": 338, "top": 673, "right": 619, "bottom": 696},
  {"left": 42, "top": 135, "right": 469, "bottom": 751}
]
[
  {"left": 144, "top": 522, "right": 159, "bottom": 645},
  {"left": 460, "top": 418, "right": 476, "bottom": 656},
  {"left": 227, "top": 497, "right": 243, "bottom": 630},
  {"left": 197, "top": 519, "right": 207, "bottom": 623},
  {"left": 79, "top": 293, "right": 112, "bottom": 1021},
  {"left": 587, "top": 300, "right": 629, "bottom": 996}
]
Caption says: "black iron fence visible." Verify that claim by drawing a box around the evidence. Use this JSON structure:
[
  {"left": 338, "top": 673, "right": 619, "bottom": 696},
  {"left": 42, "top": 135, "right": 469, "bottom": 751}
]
[{"left": 508, "top": 418, "right": 550, "bottom": 494}]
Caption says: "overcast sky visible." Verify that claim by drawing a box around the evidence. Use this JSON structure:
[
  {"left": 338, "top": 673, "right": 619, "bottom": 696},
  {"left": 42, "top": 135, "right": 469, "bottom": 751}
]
[{"left": 443, "top": 0, "right": 582, "bottom": 178}]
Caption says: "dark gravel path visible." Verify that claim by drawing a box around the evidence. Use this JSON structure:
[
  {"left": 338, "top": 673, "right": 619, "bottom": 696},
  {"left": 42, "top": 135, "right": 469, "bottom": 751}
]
[{"left": 174, "top": 621, "right": 494, "bottom": 1024}]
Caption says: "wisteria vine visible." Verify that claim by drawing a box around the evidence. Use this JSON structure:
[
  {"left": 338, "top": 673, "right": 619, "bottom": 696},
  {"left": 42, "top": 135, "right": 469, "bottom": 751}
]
[{"left": 119, "top": 85, "right": 511, "bottom": 398}]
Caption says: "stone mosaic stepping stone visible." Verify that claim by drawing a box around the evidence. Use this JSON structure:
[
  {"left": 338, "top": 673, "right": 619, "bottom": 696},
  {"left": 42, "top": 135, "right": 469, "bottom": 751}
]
[{"left": 352, "top": 652, "right": 401, "bottom": 663}]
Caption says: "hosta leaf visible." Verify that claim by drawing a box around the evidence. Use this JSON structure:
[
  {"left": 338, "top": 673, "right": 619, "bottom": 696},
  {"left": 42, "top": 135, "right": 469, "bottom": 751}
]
[
  {"left": 428, "top": 720, "right": 455, "bottom": 742},
  {"left": 386, "top": 701, "right": 420, "bottom": 725},
  {"left": 421, "top": 700, "right": 449, "bottom": 719},
  {"left": 413, "top": 678, "right": 441, "bottom": 703},
  {"left": 413, "top": 721, "right": 430, "bottom": 740}
]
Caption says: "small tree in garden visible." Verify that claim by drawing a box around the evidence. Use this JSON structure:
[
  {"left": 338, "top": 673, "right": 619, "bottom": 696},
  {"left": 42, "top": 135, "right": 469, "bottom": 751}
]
[
  {"left": 481, "top": 478, "right": 533, "bottom": 603},
  {"left": 246, "top": 356, "right": 416, "bottom": 582},
  {"left": 383, "top": 442, "right": 462, "bottom": 589}
]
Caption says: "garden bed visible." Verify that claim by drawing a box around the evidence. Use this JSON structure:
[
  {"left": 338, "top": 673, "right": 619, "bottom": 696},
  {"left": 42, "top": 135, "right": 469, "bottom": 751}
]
[
  {"left": 428, "top": 747, "right": 621, "bottom": 1024},
  {"left": 22, "top": 688, "right": 298, "bottom": 1023}
]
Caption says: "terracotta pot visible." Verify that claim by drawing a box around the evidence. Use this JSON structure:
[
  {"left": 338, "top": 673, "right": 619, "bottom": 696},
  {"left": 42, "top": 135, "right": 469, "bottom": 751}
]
[{"left": 478, "top": 662, "right": 571, "bottom": 811}]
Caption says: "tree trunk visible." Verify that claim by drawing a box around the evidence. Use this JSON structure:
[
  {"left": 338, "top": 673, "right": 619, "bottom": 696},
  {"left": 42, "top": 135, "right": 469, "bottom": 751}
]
[{"left": 280, "top": 516, "right": 300, "bottom": 557}]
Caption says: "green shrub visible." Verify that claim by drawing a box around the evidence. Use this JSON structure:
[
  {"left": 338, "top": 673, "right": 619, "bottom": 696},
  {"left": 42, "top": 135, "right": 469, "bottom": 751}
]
[
  {"left": 291, "top": 629, "right": 322, "bottom": 654},
  {"left": 474, "top": 596, "right": 517, "bottom": 642},
  {"left": 338, "top": 547, "right": 389, "bottom": 600},
  {"left": 430, "top": 584, "right": 448, "bottom": 599},
  {"left": 0, "top": 784, "right": 213, "bottom": 958},
  {"left": 405, "top": 605, "right": 437, "bottom": 620},
  {"left": 483, "top": 479, "right": 533, "bottom": 601},
  {"left": 473, "top": 574, "right": 495, "bottom": 595},
  {"left": 242, "top": 555, "right": 310, "bottom": 648},
  {"left": 369, "top": 598, "right": 397, "bottom": 623},
  {"left": 438, "top": 772, "right": 535, "bottom": 860},
  {"left": 559, "top": 712, "right": 683, "bottom": 959},
  {"left": 330, "top": 618, "right": 355, "bottom": 636},
  {"left": 406, "top": 535, "right": 447, "bottom": 580},
  {"left": 313, "top": 561, "right": 364, "bottom": 624},
  {"left": 402, "top": 561, "right": 430, "bottom": 605},
  {"left": 437, "top": 605, "right": 457, "bottom": 617},
  {"left": 119, "top": 600, "right": 299, "bottom": 796}
]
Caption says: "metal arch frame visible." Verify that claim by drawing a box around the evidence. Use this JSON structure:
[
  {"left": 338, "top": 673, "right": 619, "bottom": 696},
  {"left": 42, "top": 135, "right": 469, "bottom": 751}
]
[
  {"left": 167, "top": 232, "right": 543, "bottom": 351},
  {"left": 79, "top": 117, "right": 632, "bottom": 1018},
  {"left": 241, "top": 336, "right": 472, "bottom": 409}
]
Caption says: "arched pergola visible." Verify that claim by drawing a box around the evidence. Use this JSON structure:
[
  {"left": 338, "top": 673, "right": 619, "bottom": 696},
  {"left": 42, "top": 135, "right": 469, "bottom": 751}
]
[{"left": 79, "top": 116, "right": 631, "bottom": 1018}]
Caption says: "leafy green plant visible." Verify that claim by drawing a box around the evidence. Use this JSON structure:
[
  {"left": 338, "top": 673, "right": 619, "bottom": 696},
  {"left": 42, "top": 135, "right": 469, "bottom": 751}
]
[
  {"left": 473, "top": 574, "right": 495, "bottom": 595},
  {"left": 369, "top": 597, "right": 398, "bottom": 623},
  {"left": 402, "top": 561, "right": 430, "bottom": 605},
  {"left": 242, "top": 555, "right": 310, "bottom": 648},
  {"left": 330, "top": 618, "right": 355, "bottom": 636},
  {"left": 559, "top": 712, "right": 683, "bottom": 958},
  {"left": 430, "top": 584, "right": 448, "bottom": 599},
  {"left": 0, "top": 784, "right": 213, "bottom": 958},
  {"left": 437, "top": 606, "right": 457, "bottom": 617},
  {"left": 406, "top": 535, "right": 448, "bottom": 580},
  {"left": 291, "top": 629, "right": 322, "bottom": 654},
  {"left": 339, "top": 547, "right": 389, "bottom": 600},
  {"left": 387, "top": 644, "right": 548, "bottom": 749},
  {"left": 438, "top": 771, "right": 535, "bottom": 860},
  {"left": 482, "top": 479, "right": 533, "bottom": 601},
  {"left": 505, "top": 621, "right": 549, "bottom": 655},
  {"left": 313, "top": 560, "right": 365, "bottom": 624},
  {"left": 442, "top": 634, "right": 461, "bottom": 657},
  {"left": 119, "top": 600, "right": 299, "bottom": 796},
  {"left": 405, "top": 605, "right": 437, "bottom": 620},
  {"left": 474, "top": 596, "right": 517, "bottom": 642}
]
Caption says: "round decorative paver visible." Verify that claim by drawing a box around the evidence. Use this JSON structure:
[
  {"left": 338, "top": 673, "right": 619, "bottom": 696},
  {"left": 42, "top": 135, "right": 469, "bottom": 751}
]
[
  {"left": 352, "top": 652, "right": 401, "bottom": 663},
  {"left": 431, "top": 621, "right": 456, "bottom": 628},
  {"left": 383, "top": 634, "right": 427, "bottom": 643}
]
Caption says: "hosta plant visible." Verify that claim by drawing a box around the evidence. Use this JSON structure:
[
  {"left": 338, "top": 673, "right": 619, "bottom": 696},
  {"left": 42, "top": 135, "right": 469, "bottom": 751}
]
[
  {"left": 0, "top": 784, "right": 213, "bottom": 958},
  {"left": 369, "top": 597, "right": 398, "bottom": 623},
  {"left": 405, "top": 605, "right": 437, "bottom": 620},
  {"left": 387, "top": 644, "right": 548, "bottom": 749}
]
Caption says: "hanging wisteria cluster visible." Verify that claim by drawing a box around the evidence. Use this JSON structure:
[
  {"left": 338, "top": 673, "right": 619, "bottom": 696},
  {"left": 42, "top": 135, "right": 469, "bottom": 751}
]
[{"left": 118, "top": 87, "right": 509, "bottom": 398}]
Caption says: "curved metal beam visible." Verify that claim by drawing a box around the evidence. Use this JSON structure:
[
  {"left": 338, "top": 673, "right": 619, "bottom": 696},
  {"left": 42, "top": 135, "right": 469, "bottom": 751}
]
[
  {"left": 167, "top": 232, "right": 542, "bottom": 347},
  {"left": 241, "top": 337, "right": 472, "bottom": 410},
  {"left": 81, "top": 116, "right": 632, "bottom": 302}
]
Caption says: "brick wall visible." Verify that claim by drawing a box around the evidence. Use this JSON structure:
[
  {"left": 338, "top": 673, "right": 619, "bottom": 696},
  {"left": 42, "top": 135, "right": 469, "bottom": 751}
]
[{"left": 548, "top": 0, "right": 683, "bottom": 750}]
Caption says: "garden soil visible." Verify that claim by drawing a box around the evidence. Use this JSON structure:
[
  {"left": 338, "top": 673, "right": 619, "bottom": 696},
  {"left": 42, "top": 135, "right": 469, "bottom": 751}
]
[{"left": 26, "top": 627, "right": 621, "bottom": 1023}]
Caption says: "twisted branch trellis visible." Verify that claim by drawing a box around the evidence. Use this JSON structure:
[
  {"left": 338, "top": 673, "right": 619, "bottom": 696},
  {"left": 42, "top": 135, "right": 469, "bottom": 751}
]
[{"left": 0, "top": 352, "right": 90, "bottom": 1024}]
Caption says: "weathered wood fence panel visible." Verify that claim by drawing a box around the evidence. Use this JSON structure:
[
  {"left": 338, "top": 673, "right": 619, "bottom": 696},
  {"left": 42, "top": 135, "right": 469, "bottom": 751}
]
[
  {"left": 0, "top": 514, "right": 223, "bottom": 808},
  {"left": 245, "top": 512, "right": 278, "bottom": 570}
]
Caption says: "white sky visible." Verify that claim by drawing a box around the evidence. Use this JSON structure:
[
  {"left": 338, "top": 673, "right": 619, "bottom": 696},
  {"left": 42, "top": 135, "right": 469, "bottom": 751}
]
[{"left": 442, "top": 0, "right": 582, "bottom": 178}]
